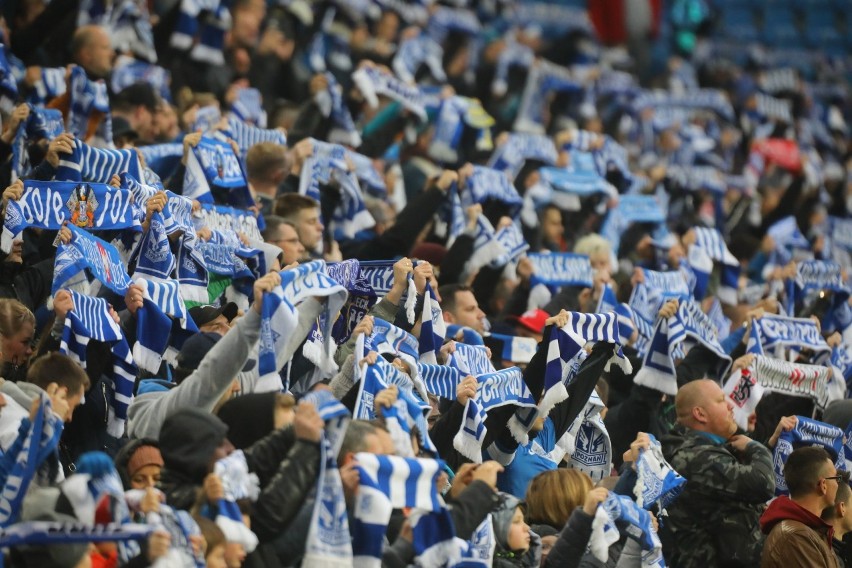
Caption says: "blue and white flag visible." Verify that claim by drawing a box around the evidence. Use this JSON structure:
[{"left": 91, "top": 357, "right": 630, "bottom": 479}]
[
  {"left": 53, "top": 225, "right": 134, "bottom": 296},
  {"left": 258, "top": 261, "right": 348, "bottom": 386},
  {"left": 1, "top": 180, "right": 140, "bottom": 253},
  {"left": 352, "top": 453, "right": 446, "bottom": 568},
  {"left": 634, "top": 433, "right": 686, "bottom": 511},
  {"left": 0, "top": 395, "right": 63, "bottom": 528},
  {"left": 59, "top": 292, "right": 137, "bottom": 437},
  {"left": 183, "top": 136, "right": 251, "bottom": 207},
  {"left": 352, "top": 65, "right": 427, "bottom": 121},
  {"left": 487, "top": 133, "right": 557, "bottom": 181},
  {"left": 774, "top": 416, "right": 844, "bottom": 495},
  {"left": 302, "top": 390, "right": 352, "bottom": 568},
  {"left": 528, "top": 252, "right": 594, "bottom": 290},
  {"left": 634, "top": 300, "right": 731, "bottom": 396}
]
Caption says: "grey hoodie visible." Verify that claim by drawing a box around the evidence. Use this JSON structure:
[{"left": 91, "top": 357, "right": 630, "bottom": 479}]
[{"left": 127, "top": 298, "right": 323, "bottom": 439}]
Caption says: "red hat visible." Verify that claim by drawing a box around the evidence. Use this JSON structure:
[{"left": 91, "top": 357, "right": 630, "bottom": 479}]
[{"left": 509, "top": 309, "right": 550, "bottom": 334}]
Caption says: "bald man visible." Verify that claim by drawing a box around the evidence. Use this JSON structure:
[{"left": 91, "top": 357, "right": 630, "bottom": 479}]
[
  {"left": 71, "top": 25, "right": 114, "bottom": 78},
  {"left": 661, "top": 379, "right": 775, "bottom": 568}
]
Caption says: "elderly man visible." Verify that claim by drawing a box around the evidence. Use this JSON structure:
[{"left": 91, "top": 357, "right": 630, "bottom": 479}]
[{"left": 662, "top": 379, "right": 775, "bottom": 568}]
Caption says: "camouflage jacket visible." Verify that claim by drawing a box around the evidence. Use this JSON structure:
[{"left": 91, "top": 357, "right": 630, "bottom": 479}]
[{"left": 661, "top": 428, "right": 776, "bottom": 568}]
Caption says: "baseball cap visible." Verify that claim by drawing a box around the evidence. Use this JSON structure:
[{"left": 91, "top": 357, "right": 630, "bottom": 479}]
[
  {"left": 176, "top": 332, "right": 256, "bottom": 373},
  {"left": 508, "top": 309, "right": 550, "bottom": 334},
  {"left": 189, "top": 302, "right": 239, "bottom": 328}
]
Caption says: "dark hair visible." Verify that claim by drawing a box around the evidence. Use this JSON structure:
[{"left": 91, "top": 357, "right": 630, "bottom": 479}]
[
  {"left": 26, "top": 352, "right": 90, "bottom": 395},
  {"left": 338, "top": 420, "right": 378, "bottom": 466},
  {"left": 260, "top": 215, "right": 298, "bottom": 242},
  {"left": 784, "top": 446, "right": 832, "bottom": 498},
  {"left": 824, "top": 480, "right": 852, "bottom": 521},
  {"left": 437, "top": 284, "right": 474, "bottom": 315},
  {"left": 274, "top": 193, "right": 319, "bottom": 221}
]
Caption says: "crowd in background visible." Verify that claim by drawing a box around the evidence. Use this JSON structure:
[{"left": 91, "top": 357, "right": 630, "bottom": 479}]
[{"left": 0, "top": 0, "right": 847, "bottom": 566}]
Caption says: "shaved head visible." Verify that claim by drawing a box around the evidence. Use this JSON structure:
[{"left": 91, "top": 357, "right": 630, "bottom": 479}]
[
  {"left": 675, "top": 380, "right": 712, "bottom": 426},
  {"left": 675, "top": 379, "right": 737, "bottom": 438}
]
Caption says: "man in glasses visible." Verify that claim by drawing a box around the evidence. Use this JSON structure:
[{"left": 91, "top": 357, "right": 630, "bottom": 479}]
[{"left": 761, "top": 446, "right": 844, "bottom": 567}]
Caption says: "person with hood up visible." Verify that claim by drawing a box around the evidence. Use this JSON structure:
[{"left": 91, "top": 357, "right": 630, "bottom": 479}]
[
  {"left": 492, "top": 492, "right": 542, "bottom": 567},
  {"left": 761, "top": 446, "right": 843, "bottom": 568},
  {"left": 157, "top": 403, "right": 323, "bottom": 545}
]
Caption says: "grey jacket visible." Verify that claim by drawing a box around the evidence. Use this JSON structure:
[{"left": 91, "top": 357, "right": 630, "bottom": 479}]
[{"left": 127, "top": 299, "right": 321, "bottom": 439}]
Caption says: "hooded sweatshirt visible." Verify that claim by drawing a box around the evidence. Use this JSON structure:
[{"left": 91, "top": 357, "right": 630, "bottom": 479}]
[{"left": 760, "top": 495, "right": 839, "bottom": 568}]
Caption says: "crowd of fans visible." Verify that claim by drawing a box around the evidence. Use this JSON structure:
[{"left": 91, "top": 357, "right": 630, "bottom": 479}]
[{"left": 0, "top": 0, "right": 847, "bottom": 566}]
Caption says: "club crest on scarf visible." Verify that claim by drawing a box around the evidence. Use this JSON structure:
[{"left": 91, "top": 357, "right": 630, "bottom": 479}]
[{"left": 66, "top": 183, "right": 99, "bottom": 228}]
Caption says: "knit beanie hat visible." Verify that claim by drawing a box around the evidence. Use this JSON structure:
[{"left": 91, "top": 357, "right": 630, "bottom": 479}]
[
  {"left": 216, "top": 392, "right": 277, "bottom": 450},
  {"left": 159, "top": 408, "right": 229, "bottom": 483}
]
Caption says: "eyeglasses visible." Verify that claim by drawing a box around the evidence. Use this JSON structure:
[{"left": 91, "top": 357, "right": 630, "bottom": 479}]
[{"left": 823, "top": 475, "right": 846, "bottom": 483}]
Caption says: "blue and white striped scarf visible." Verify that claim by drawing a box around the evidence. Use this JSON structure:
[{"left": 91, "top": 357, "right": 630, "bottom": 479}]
[
  {"left": 634, "top": 433, "right": 685, "bottom": 511},
  {"left": 66, "top": 66, "right": 112, "bottom": 143},
  {"left": 211, "top": 451, "right": 259, "bottom": 553},
  {"left": 0, "top": 395, "right": 62, "bottom": 528},
  {"left": 111, "top": 58, "right": 170, "bottom": 101},
  {"left": 666, "top": 165, "right": 726, "bottom": 195},
  {"left": 59, "top": 291, "right": 137, "bottom": 437},
  {"left": 55, "top": 138, "right": 142, "bottom": 183},
  {"left": 450, "top": 514, "right": 494, "bottom": 567},
  {"left": 170, "top": 0, "right": 230, "bottom": 65},
  {"left": 514, "top": 60, "right": 582, "bottom": 134},
  {"left": 393, "top": 33, "right": 445, "bottom": 84},
  {"left": 463, "top": 166, "right": 522, "bottom": 217},
  {"left": 591, "top": 493, "right": 665, "bottom": 568},
  {"left": 224, "top": 115, "right": 287, "bottom": 159},
  {"left": 302, "top": 390, "right": 352, "bottom": 568},
  {"left": 629, "top": 269, "right": 691, "bottom": 345},
  {"left": 766, "top": 216, "right": 812, "bottom": 271},
  {"left": 358, "top": 260, "right": 417, "bottom": 324},
  {"left": 634, "top": 300, "right": 731, "bottom": 396},
  {"left": 492, "top": 36, "right": 534, "bottom": 96},
  {"left": 748, "top": 314, "right": 830, "bottom": 360},
  {"left": 831, "top": 344, "right": 852, "bottom": 393},
  {"left": 137, "top": 143, "right": 183, "bottom": 181},
  {"left": 0, "top": 521, "right": 151, "bottom": 548},
  {"left": 53, "top": 225, "right": 134, "bottom": 296},
  {"left": 690, "top": 227, "right": 740, "bottom": 305},
  {"left": 352, "top": 454, "right": 446, "bottom": 568},
  {"left": 786, "top": 260, "right": 848, "bottom": 314},
  {"left": 528, "top": 252, "right": 594, "bottom": 290},
  {"left": 298, "top": 139, "right": 374, "bottom": 240},
  {"left": 314, "top": 73, "right": 360, "bottom": 148},
  {"left": 539, "top": 164, "right": 618, "bottom": 200},
  {"left": 1, "top": 180, "right": 140, "bottom": 253},
  {"left": 419, "top": 282, "right": 445, "bottom": 364},
  {"left": 327, "top": 259, "right": 376, "bottom": 345},
  {"left": 600, "top": 195, "right": 667, "bottom": 256},
  {"left": 0, "top": 45, "right": 18, "bottom": 112},
  {"left": 774, "top": 416, "right": 844, "bottom": 495},
  {"left": 632, "top": 89, "right": 734, "bottom": 123},
  {"left": 132, "top": 276, "right": 197, "bottom": 374},
  {"left": 352, "top": 65, "right": 427, "bottom": 121},
  {"left": 259, "top": 261, "right": 348, "bottom": 386},
  {"left": 11, "top": 105, "right": 63, "bottom": 182},
  {"left": 429, "top": 97, "right": 494, "bottom": 165},
  {"left": 231, "top": 87, "right": 266, "bottom": 128},
  {"left": 347, "top": 151, "right": 386, "bottom": 198},
  {"left": 427, "top": 6, "right": 481, "bottom": 41},
  {"left": 28, "top": 67, "right": 66, "bottom": 106},
  {"left": 487, "top": 133, "right": 557, "bottom": 181},
  {"left": 195, "top": 202, "right": 262, "bottom": 242},
  {"left": 183, "top": 136, "right": 251, "bottom": 207},
  {"left": 368, "top": 317, "right": 422, "bottom": 384}
]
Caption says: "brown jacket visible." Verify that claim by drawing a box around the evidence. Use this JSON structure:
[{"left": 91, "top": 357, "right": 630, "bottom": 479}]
[{"left": 762, "top": 519, "right": 840, "bottom": 568}]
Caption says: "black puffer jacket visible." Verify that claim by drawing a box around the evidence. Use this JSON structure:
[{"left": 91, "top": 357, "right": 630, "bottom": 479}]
[{"left": 158, "top": 409, "right": 321, "bottom": 542}]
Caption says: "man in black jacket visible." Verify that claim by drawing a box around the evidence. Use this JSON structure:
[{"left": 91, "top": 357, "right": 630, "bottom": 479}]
[{"left": 157, "top": 404, "right": 323, "bottom": 544}]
